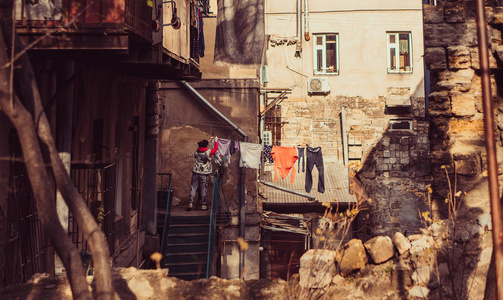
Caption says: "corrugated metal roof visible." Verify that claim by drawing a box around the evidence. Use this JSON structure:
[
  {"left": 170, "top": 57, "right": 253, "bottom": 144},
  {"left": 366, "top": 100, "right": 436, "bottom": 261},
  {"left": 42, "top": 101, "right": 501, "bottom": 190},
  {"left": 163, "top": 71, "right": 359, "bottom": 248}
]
[{"left": 260, "top": 161, "right": 357, "bottom": 204}]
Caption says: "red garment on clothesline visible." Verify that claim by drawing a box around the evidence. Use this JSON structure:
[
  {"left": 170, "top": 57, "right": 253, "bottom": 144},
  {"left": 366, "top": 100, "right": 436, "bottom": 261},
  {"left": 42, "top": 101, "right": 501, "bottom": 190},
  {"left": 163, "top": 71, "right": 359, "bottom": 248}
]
[{"left": 271, "top": 146, "right": 298, "bottom": 183}]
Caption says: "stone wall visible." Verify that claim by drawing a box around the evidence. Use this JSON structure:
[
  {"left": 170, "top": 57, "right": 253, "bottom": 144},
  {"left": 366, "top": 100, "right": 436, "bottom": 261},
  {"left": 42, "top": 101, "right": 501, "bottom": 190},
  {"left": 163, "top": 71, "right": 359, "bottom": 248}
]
[{"left": 423, "top": 1, "right": 503, "bottom": 220}]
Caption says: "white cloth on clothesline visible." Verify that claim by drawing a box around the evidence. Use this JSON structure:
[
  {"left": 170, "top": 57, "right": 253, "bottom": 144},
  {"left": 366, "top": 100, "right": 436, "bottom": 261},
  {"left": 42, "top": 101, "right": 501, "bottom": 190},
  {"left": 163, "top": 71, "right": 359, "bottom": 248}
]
[{"left": 239, "top": 142, "right": 263, "bottom": 169}]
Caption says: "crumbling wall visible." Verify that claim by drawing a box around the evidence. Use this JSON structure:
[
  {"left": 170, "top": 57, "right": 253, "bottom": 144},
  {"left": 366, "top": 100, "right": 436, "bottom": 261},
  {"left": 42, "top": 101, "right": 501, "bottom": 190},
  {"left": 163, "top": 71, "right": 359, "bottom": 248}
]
[{"left": 423, "top": 1, "right": 503, "bottom": 220}]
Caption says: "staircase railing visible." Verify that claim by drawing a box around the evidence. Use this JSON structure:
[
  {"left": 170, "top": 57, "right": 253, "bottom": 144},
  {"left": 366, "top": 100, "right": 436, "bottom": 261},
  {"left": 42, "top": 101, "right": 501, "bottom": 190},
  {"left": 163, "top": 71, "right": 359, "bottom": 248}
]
[
  {"left": 158, "top": 173, "right": 173, "bottom": 255},
  {"left": 206, "top": 170, "right": 230, "bottom": 278}
]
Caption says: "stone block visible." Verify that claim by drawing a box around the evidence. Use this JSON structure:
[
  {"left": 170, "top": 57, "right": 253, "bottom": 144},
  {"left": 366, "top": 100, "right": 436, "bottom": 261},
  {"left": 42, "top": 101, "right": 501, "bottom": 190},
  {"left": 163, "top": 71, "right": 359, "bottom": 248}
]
[
  {"left": 336, "top": 239, "right": 368, "bottom": 276},
  {"left": 444, "top": 2, "right": 465, "bottom": 23},
  {"left": 364, "top": 236, "right": 395, "bottom": 264},
  {"left": 392, "top": 232, "right": 411, "bottom": 255},
  {"left": 424, "top": 23, "right": 477, "bottom": 47},
  {"left": 299, "top": 249, "right": 337, "bottom": 289},
  {"left": 492, "top": 7, "right": 503, "bottom": 24},
  {"left": 423, "top": 4, "right": 443, "bottom": 24},
  {"left": 424, "top": 47, "right": 447, "bottom": 69},
  {"left": 429, "top": 102, "right": 451, "bottom": 117},
  {"left": 428, "top": 91, "right": 449, "bottom": 103},
  {"left": 453, "top": 152, "right": 480, "bottom": 176},
  {"left": 450, "top": 91, "right": 476, "bottom": 117},
  {"left": 376, "top": 164, "right": 389, "bottom": 171},
  {"left": 383, "top": 150, "right": 391, "bottom": 158},
  {"left": 438, "top": 69, "right": 474, "bottom": 92},
  {"left": 471, "top": 46, "right": 498, "bottom": 69},
  {"left": 447, "top": 46, "right": 470, "bottom": 69}
]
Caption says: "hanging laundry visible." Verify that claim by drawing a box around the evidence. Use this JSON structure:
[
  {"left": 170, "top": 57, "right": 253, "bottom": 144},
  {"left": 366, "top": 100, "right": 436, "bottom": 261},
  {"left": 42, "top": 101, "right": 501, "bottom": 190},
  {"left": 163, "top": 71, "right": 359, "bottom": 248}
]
[
  {"left": 239, "top": 142, "right": 263, "bottom": 169},
  {"left": 297, "top": 147, "right": 305, "bottom": 173},
  {"left": 198, "top": 9, "right": 205, "bottom": 57},
  {"left": 263, "top": 144, "right": 274, "bottom": 164},
  {"left": 271, "top": 146, "right": 298, "bottom": 183},
  {"left": 305, "top": 146, "right": 325, "bottom": 193},
  {"left": 230, "top": 140, "right": 240, "bottom": 155},
  {"left": 214, "top": 138, "right": 232, "bottom": 165}
]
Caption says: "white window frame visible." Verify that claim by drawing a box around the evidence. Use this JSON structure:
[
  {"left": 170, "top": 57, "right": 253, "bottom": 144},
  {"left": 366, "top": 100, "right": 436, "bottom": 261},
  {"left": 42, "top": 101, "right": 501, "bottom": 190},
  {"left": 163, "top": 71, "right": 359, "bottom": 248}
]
[
  {"left": 313, "top": 33, "right": 339, "bottom": 75},
  {"left": 386, "top": 32, "right": 413, "bottom": 74}
]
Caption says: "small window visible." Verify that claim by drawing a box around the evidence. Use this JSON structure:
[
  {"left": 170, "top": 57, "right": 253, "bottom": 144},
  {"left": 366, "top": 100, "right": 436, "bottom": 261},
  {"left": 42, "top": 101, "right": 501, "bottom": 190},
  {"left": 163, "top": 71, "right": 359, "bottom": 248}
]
[
  {"left": 389, "top": 119, "right": 413, "bottom": 130},
  {"left": 387, "top": 32, "right": 412, "bottom": 73},
  {"left": 313, "top": 33, "right": 339, "bottom": 75}
]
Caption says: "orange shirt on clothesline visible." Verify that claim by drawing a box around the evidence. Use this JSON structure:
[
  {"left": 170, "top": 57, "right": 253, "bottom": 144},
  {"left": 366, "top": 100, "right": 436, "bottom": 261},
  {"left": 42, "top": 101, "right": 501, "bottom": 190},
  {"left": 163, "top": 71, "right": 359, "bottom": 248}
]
[{"left": 271, "top": 146, "right": 298, "bottom": 183}]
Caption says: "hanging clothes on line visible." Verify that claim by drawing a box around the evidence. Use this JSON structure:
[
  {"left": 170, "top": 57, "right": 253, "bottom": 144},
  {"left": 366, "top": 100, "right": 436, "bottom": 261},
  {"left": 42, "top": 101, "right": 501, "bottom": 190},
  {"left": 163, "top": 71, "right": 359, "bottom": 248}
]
[
  {"left": 263, "top": 144, "right": 274, "bottom": 164},
  {"left": 305, "top": 146, "right": 325, "bottom": 193},
  {"left": 230, "top": 140, "right": 240, "bottom": 155},
  {"left": 297, "top": 147, "right": 305, "bottom": 173},
  {"left": 198, "top": 8, "right": 205, "bottom": 57},
  {"left": 214, "top": 138, "right": 232, "bottom": 165},
  {"left": 239, "top": 142, "right": 263, "bottom": 169},
  {"left": 271, "top": 146, "right": 298, "bottom": 183}
]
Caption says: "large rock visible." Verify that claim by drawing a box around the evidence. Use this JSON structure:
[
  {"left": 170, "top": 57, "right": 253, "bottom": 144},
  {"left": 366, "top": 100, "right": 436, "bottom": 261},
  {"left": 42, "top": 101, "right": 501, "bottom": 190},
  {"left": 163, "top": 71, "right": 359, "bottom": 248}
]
[
  {"left": 299, "top": 249, "right": 337, "bottom": 289},
  {"left": 364, "top": 236, "right": 394, "bottom": 264},
  {"left": 392, "top": 232, "right": 411, "bottom": 255},
  {"left": 409, "top": 285, "right": 430, "bottom": 298},
  {"left": 336, "top": 239, "right": 368, "bottom": 276},
  {"left": 411, "top": 266, "right": 432, "bottom": 285},
  {"left": 477, "top": 212, "right": 492, "bottom": 231},
  {"left": 127, "top": 273, "right": 155, "bottom": 299}
]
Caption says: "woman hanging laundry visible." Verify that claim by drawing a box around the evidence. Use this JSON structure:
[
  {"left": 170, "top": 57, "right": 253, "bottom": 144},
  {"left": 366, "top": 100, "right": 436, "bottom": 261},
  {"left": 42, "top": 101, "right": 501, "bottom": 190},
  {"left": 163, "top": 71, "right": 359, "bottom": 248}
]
[{"left": 188, "top": 136, "right": 218, "bottom": 211}]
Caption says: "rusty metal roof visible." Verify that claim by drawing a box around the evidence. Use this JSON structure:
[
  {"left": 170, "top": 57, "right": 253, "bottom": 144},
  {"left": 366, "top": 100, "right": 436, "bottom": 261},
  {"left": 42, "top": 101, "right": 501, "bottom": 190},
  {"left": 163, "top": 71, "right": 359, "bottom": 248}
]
[{"left": 259, "top": 161, "right": 357, "bottom": 204}]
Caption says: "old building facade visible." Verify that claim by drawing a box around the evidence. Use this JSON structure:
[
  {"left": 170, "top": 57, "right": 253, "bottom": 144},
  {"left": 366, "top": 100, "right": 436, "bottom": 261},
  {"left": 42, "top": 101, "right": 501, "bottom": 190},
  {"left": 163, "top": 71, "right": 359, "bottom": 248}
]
[{"left": 263, "top": 0, "right": 429, "bottom": 237}]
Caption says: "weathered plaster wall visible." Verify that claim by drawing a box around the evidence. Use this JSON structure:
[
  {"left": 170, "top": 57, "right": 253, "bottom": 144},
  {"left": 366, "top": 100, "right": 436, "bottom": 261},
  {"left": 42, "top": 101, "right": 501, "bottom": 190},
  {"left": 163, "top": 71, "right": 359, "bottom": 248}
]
[
  {"left": 423, "top": 1, "right": 503, "bottom": 219},
  {"left": 158, "top": 79, "right": 261, "bottom": 279}
]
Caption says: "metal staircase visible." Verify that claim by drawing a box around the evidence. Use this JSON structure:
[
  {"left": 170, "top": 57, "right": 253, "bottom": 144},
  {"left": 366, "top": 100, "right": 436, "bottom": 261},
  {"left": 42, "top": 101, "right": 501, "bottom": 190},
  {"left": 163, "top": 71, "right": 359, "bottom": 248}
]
[
  {"left": 161, "top": 214, "right": 210, "bottom": 280},
  {"left": 156, "top": 171, "right": 229, "bottom": 280}
]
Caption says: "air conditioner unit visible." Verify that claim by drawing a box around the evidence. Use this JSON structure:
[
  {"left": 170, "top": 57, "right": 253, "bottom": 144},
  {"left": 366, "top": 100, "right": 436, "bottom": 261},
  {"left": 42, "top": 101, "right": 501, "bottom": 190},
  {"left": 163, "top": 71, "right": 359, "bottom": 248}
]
[
  {"left": 308, "top": 77, "right": 330, "bottom": 94},
  {"left": 262, "top": 131, "right": 272, "bottom": 145}
]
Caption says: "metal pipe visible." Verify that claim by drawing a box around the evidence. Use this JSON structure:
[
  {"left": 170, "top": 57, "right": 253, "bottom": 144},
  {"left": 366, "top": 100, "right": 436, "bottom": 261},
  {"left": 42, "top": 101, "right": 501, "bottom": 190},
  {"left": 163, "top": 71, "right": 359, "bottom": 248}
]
[
  {"left": 304, "top": 0, "right": 310, "bottom": 41},
  {"left": 341, "top": 106, "right": 348, "bottom": 166},
  {"left": 297, "top": 0, "right": 301, "bottom": 41},
  {"left": 475, "top": 1, "right": 503, "bottom": 299},
  {"left": 178, "top": 80, "right": 249, "bottom": 279},
  {"left": 258, "top": 179, "right": 316, "bottom": 200},
  {"left": 179, "top": 81, "right": 248, "bottom": 139}
]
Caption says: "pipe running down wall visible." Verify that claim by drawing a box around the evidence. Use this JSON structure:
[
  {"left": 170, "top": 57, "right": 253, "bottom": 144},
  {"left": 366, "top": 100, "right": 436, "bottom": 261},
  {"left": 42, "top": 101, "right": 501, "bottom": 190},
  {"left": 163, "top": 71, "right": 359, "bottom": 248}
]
[{"left": 178, "top": 80, "right": 249, "bottom": 279}]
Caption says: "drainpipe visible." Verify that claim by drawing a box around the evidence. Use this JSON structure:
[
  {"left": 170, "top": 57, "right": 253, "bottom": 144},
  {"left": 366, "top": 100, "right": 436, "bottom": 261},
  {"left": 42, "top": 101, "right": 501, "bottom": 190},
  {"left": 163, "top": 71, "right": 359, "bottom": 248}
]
[
  {"left": 475, "top": 1, "right": 503, "bottom": 299},
  {"left": 296, "top": 0, "right": 301, "bottom": 41},
  {"left": 304, "top": 0, "right": 310, "bottom": 41},
  {"left": 178, "top": 81, "right": 249, "bottom": 279},
  {"left": 341, "top": 106, "right": 348, "bottom": 166}
]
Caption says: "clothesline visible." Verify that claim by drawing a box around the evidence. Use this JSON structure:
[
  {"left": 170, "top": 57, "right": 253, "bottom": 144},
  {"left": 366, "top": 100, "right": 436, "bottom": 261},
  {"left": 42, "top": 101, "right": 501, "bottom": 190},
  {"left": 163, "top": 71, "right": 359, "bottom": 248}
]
[{"left": 211, "top": 139, "right": 325, "bottom": 194}]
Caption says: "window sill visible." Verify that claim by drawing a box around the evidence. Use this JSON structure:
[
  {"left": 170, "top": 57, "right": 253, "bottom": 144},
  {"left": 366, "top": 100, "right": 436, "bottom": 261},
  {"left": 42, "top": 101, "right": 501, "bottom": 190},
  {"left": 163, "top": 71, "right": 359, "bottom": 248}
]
[
  {"left": 387, "top": 71, "right": 413, "bottom": 74},
  {"left": 313, "top": 72, "right": 339, "bottom": 76}
]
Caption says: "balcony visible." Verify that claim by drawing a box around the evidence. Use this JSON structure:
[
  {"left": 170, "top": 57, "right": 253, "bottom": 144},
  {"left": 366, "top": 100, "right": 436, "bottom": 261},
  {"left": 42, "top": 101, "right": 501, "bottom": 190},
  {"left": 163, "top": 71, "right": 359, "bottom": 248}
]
[{"left": 14, "top": 0, "right": 201, "bottom": 79}]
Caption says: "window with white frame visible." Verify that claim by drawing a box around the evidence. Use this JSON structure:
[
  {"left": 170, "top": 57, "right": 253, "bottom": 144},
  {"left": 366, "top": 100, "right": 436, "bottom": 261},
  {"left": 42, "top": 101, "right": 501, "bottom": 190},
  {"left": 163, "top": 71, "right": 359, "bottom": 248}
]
[
  {"left": 313, "top": 33, "right": 339, "bottom": 75},
  {"left": 387, "top": 32, "right": 412, "bottom": 73}
]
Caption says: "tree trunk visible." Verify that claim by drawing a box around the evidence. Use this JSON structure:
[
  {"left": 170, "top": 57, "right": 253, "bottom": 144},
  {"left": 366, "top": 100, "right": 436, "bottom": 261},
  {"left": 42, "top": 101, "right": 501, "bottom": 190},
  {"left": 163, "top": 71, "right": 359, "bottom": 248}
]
[
  {"left": 0, "top": 37, "right": 93, "bottom": 300},
  {"left": 0, "top": 2, "right": 114, "bottom": 299}
]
